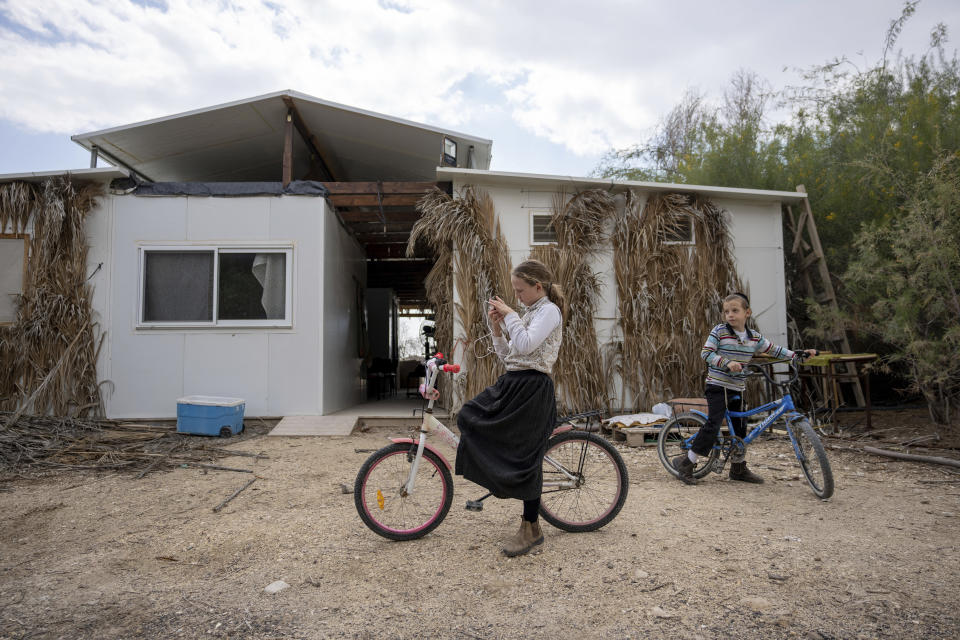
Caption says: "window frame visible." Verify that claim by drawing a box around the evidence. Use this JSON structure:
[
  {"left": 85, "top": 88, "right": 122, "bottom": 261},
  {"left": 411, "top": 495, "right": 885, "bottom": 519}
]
[
  {"left": 661, "top": 214, "right": 696, "bottom": 245},
  {"left": 136, "top": 243, "right": 294, "bottom": 329},
  {"left": 0, "top": 233, "right": 29, "bottom": 326},
  {"left": 529, "top": 211, "right": 557, "bottom": 246}
]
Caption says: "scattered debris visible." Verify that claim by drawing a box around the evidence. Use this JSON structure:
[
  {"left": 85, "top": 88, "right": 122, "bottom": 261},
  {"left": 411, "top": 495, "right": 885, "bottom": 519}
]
[
  {"left": 743, "top": 596, "right": 773, "bottom": 612},
  {"left": 0, "top": 412, "right": 268, "bottom": 477},
  {"left": 263, "top": 581, "right": 289, "bottom": 595},
  {"left": 650, "top": 605, "right": 678, "bottom": 619},
  {"left": 862, "top": 446, "right": 960, "bottom": 469},
  {"left": 213, "top": 478, "right": 258, "bottom": 513}
]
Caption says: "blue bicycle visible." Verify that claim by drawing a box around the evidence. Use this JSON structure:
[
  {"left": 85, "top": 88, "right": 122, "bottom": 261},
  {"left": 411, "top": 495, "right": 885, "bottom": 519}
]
[{"left": 656, "top": 357, "right": 834, "bottom": 499}]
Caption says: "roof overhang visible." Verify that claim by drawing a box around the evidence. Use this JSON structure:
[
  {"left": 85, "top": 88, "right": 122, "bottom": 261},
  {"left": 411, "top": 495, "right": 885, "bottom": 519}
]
[
  {"left": 71, "top": 90, "right": 492, "bottom": 183},
  {"left": 0, "top": 167, "right": 129, "bottom": 184},
  {"left": 436, "top": 168, "right": 810, "bottom": 204}
]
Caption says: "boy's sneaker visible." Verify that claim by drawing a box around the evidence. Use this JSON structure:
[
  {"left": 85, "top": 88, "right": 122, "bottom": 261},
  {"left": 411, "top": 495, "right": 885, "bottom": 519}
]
[
  {"left": 729, "top": 462, "right": 764, "bottom": 484},
  {"left": 671, "top": 454, "right": 697, "bottom": 485}
]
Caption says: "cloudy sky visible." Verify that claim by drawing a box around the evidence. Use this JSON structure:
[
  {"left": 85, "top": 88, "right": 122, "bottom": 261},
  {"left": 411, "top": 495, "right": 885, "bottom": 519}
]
[{"left": 1, "top": 0, "right": 957, "bottom": 177}]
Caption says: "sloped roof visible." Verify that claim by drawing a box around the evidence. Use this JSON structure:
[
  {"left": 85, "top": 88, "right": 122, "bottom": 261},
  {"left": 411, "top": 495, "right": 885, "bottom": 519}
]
[
  {"left": 436, "top": 168, "right": 809, "bottom": 204},
  {"left": 71, "top": 90, "right": 492, "bottom": 183}
]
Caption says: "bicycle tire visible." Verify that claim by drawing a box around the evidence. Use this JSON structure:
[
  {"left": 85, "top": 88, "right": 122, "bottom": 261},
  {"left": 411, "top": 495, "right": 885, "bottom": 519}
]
[
  {"left": 657, "top": 413, "right": 719, "bottom": 479},
  {"left": 790, "top": 419, "right": 834, "bottom": 499},
  {"left": 354, "top": 442, "right": 454, "bottom": 541},
  {"left": 539, "top": 431, "right": 628, "bottom": 533}
]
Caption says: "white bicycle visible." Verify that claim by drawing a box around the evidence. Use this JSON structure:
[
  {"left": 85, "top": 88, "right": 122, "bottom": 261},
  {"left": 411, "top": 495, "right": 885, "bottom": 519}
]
[{"left": 354, "top": 353, "right": 629, "bottom": 540}]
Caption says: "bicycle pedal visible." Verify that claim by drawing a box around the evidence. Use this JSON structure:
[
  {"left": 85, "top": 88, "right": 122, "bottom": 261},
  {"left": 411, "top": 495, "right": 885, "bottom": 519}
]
[{"left": 465, "top": 500, "right": 484, "bottom": 511}]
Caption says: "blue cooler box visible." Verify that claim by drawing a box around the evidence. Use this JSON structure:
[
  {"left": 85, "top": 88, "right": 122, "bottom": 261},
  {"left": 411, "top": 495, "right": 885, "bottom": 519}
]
[{"left": 176, "top": 396, "right": 245, "bottom": 437}]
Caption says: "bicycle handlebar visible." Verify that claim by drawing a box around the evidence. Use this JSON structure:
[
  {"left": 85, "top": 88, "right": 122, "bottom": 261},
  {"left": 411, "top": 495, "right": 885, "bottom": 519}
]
[{"left": 743, "top": 350, "right": 818, "bottom": 388}]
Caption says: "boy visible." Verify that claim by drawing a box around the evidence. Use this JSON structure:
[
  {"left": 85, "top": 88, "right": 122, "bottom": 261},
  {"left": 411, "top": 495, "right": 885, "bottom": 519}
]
[{"left": 673, "top": 292, "right": 816, "bottom": 485}]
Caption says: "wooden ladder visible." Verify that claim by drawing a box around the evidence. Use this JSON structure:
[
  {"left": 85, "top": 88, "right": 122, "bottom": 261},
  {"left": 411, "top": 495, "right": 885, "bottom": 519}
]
[{"left": 785, "top": 185, "right": 866, "bottom": 407}]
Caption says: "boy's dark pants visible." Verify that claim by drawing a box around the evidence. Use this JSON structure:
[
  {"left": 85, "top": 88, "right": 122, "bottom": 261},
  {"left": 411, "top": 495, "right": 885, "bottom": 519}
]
[{"left": 690, "top": 384, "right": 746, "bottom": 462}]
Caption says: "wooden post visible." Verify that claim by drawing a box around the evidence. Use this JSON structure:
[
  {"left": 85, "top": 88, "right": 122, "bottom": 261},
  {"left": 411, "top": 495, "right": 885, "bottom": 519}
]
[{"left": 282, "top": 110, "right": 293, "bottom": 187}]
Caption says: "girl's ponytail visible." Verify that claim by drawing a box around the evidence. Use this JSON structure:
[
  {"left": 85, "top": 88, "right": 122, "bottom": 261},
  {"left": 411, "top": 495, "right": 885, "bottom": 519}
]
[{"left": 547, "top": 282, "right": 567, "bottom": 319}]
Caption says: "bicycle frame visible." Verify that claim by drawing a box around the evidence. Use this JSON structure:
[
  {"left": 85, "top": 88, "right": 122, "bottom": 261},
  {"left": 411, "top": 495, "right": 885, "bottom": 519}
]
[
  {"left": 687, "top": 391, "right": 807, "bottom": 455},
  {"left": 400, "top": 355, "right": 581, "bottom": 495}
]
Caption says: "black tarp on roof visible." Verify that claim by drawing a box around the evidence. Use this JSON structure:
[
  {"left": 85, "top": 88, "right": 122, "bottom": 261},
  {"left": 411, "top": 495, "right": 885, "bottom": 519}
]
[{"left": 110, "top": 178, "right": 329, "bottom": 197}]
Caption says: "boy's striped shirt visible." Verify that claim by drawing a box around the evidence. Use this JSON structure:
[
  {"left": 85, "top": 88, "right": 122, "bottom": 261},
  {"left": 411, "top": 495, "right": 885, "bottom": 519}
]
[{"left": 701, "top": 323, "right": 796, "bottom": 391}]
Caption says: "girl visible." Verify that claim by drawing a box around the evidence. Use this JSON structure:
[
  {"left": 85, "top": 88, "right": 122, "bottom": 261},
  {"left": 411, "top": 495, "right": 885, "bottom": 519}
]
[
  {"left": 455, "top": 259, "right": 565, "bottom": 557},
  {"left": 673, "top": 292, "right": 816, "bottom": 485}
]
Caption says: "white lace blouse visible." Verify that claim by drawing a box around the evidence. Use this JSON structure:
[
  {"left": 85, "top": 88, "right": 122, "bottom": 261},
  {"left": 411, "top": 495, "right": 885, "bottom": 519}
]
[{"left": 491, "top": 296, "right": 563, "bottom": 374}]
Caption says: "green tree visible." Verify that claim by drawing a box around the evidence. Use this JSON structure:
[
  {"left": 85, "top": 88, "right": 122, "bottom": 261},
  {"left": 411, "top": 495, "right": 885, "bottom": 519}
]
[
  {"left": 595, "top": 2, "right": 960, "bottom": 421},
  {"left": 836, "top": 152, "right": 960, "bottom": 423}
]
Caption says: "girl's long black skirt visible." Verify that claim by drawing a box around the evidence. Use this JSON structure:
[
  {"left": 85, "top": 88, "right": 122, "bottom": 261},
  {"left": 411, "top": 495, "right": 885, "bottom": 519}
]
[{"left": 455, "top": 370, "right": 556, "bottom": 501}]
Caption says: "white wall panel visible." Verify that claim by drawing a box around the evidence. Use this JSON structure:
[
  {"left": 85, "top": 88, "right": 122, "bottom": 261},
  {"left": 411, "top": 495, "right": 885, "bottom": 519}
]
[
  {"left": 183, "top": 332, "right": 269, "bottom": 412},
  {"left": 98, "top": 193, "right": 326, "bottom": 418},
  {"left": 266, "top": 196, "right": 322, "bottom": 415},
  {"left": 187, "top": 196, "right": 270, "bottom": 239},
  {"left": 107, "top": 331, "right": 185, "bottom": 418},
  {"left": 84, "top": 197, "right": 115, "bottom": 413},
  {"left": 321, "top": 207, "right": 366, "bottom": 414}
]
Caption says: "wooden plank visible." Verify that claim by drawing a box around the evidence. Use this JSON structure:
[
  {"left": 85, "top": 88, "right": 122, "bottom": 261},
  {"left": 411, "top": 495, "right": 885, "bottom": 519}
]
[
  {"left": 800, "top": 252, "right": 821, "bottom": 270},
  {"left": 348, "top": 221, "right": 415, "bottom": 231},
  {"left": 269, "top": 415, "right": 357, "bottom": 436},
  {"left": 791, "top": 206, "right": 810, "bottom": 254},
  {"left": 322, "top": 181, "right": 442, "bottom": 195},
  {"left": 366, "top": 244, "right": 413, "bottom": 259},
  {"left": 339, "top": 210, "right": 420, "bottom": 223},
  {"left": 328, "top": 194, "right": 424, "bottom": 207},
  {"left": 282, "top": 95, "right": 337, "bottom": 181},
  {"left": 356, "top": 232, "right": 412, "bottom": 242}
]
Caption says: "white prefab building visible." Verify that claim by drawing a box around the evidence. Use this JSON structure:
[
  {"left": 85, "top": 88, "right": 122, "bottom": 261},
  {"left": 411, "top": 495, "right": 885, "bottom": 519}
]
[
  {"left": 0, "top": 90, "right": 808, "bottom": 419},
  {"left": 85, "top": 188, "right": 367, "bottom": 418},
  {"left": 437, "top": 168, "right": 799, "bottom": 362}
]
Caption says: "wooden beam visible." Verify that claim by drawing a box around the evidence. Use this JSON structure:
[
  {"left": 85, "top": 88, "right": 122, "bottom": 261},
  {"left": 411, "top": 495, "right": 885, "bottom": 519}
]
[
  {"left": 328, "top": 194, "right": 424, "bottom": 207},
  {"left": 366, "top": 244, "right": 414, "bottom": 259},
  {"left": 356, "top": 232, "right": 412, "bottom": 243},
  {"left": 321, "top": 181, "right": 445, "bottom": 195},
  {"left": 348, "top": 222, "right": 415, "bottom": 232},
  {"left": 282, "top": 110, "right": 293, "bottom": 187},
  {"left": 282, "top": 96, "right": 338, "bottom": 181},
  {"left": 339, "top": 210, "right": 421, "bottom": 223}
]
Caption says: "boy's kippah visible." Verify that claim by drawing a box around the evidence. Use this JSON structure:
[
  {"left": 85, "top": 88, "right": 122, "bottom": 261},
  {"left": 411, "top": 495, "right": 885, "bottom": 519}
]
[{"left": 730, "top": 291, "right": 750, "bottom": 306}]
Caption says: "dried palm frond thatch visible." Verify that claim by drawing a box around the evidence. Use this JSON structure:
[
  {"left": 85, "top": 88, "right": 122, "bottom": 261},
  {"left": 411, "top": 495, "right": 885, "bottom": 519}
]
[
  {"left": 410, "top": 186, "right": 514, "bottom": 411},
  {"left": 0, "top": 180, "right": 36, "bottom": 236},
  {"left": 531, "top": 189, "right": 616, "bottom": 413},
  {"left": 0, "top": 412, "right": 270, "bottom": 477},
  {"left": 611, "top": 192, "right": 742, "bottom": 411},
  {"left": 0, "top": 178, "right": 105, "bottom": 419}
]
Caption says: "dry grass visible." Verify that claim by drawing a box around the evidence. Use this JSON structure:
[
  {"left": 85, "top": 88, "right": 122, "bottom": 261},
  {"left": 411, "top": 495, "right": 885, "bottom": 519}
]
[
  {"left": 610, "top": 192, "right": 743, "bottom": 411},
  {"left": 0, "top": 178, "right": 105, "bottom": 419},
  {"left": 409, "top": 186, "right": 514, "bottom": 412},
  {"left": 531, "top": 189, "right": 616, "bottom": 413},
  {"left": 411, "top": 187, "right": 745, "bottom": 415}
]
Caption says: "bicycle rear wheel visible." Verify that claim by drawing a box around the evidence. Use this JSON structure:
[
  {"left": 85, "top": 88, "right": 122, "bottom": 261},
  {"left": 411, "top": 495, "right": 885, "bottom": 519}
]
[
  {"left": 657, "top": 413, "right": 718, "bottom": 479},
  {"left": 539, "top": 431, "right": 628, "bottom": 532},
  {"left": 790, "top": 419, "right": 834, "bottom": 499},
  {"left": 354, "top": 442, "right": 453, "bottom": 540}
]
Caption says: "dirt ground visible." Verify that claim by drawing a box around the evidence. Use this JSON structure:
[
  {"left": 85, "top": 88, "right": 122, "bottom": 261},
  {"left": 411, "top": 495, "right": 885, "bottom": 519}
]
[{"left": 2, "top": 408, "right": 959, "bottom": 640}]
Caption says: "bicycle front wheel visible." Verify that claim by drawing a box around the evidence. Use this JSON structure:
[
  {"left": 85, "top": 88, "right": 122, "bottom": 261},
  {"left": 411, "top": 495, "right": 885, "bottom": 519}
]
[
  {"left": 540, "top": 431, "right": 628, "bottom": 532},
  {"left": 790, "top": 419, "right": 834, "bottom": 499},
  {"left": 354, "top": 442, "right": 453, "bottom": 540},
  {"left": 657, "top": 413, "right": 718, "bottom": 479}
]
